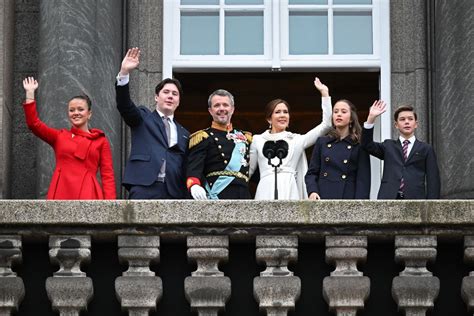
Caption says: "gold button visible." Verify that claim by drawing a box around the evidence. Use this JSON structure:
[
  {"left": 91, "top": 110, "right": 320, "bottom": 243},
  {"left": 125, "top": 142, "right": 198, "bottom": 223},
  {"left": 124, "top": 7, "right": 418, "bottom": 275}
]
[
  {"left": 221, "top": 153, "right": 225, "bottom": 157},
  {"left": 218, "top": 145, "right": 222, "bottom": 149},
  {"left": 215, "top": 137, "right": 219, "bottom": 141},
  {"left": 224, "top": 160, "right": 228, "bottom": 164},
  {"left": 347, "top": 145, "right": 352, "bottom": 149},
  {"left": 327, "top": 144, "right": 332, "bottom": 148},
  {"left": 325, "top": 157, "right": 330, "bottom": 162},
  {"left": 323, "top": 172, "right": 328, "bottom": 177},
  {"left": 341, "top": 174, "right": 347, "bottom": 179},
  {"left": 343, "top": 159, "right": 348, "bottom": 164}
]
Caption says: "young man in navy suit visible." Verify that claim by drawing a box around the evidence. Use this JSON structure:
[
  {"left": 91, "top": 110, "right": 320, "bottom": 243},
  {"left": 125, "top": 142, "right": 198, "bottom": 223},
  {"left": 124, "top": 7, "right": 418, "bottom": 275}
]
[
  {"left": 362, "top": 101, "right": 440, "bottom": 199},
  {"left": 116, "top": 48, "right": 189, "bottom": 199}
]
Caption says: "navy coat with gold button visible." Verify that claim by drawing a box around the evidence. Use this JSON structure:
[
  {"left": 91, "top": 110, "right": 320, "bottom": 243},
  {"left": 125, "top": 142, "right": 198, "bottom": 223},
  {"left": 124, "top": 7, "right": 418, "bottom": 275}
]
[{"left": 305, "top": 136, "right": 371, "bottom": 199}]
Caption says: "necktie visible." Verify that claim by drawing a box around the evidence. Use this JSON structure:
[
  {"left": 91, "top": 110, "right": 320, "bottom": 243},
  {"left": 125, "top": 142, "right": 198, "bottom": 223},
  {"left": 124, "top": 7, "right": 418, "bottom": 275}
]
[
  {"left": 163, "top": 116, "right": 171, "bottom": 147},
  {"left": 399, "top": 140, "right": 410, "bottom": 191},
  {"left": 159, "top": 116, "right": 171, "bottom": 179}
]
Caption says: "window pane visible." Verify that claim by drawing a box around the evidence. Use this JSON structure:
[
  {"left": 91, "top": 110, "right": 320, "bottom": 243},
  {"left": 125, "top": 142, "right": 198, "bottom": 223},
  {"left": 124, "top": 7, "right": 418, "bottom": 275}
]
[
  {"left": 181, "top": 12, "right": 219, "bottom": 55},
  {"left": 181, "top": 0, "right": 219, "bottom": 4},
  {"left": 334, "top": 12, "right": 372, "bottom": 54},
  {"left": 333, "top": 0, "right": 372, "bottom": 4},
  {"left": 289, "top": 12, "right": 328, "bottom": 54},
  {"left": 289, "top": 0, "right": 327, "bottom": 4},
  {"left": 225, "top": 0, "right": 263, "bottom": 4},
  {"left": 225, "top": 12, "right": 264, "bottom": 55}
]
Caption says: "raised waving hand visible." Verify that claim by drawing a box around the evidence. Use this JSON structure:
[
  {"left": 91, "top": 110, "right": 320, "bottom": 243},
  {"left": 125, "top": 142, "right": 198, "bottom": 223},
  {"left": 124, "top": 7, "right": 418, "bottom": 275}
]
[
  {"left": 23, "top": 77, "right": 38, "bottom": 101},
  {"left": 120, "top": 47, "right": 141, "bottom": 76}
]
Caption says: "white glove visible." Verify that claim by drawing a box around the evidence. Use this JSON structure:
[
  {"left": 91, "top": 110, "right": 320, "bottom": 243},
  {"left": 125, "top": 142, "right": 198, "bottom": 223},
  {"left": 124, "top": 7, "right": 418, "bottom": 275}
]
[{"left": 190, "top": 185, "right": 208, "bottom": 200}]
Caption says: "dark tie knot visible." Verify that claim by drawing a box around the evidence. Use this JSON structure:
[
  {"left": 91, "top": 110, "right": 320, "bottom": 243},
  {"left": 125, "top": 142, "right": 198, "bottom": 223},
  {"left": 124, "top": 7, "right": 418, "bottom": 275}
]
[{"left": 403, "top": 140, "right": 410, "bottom": 146}]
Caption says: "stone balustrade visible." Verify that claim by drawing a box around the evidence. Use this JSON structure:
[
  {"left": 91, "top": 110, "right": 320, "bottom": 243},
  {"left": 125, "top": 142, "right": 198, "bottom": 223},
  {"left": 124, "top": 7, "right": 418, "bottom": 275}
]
[{"left": 0, "top": 200, "right": 472, "bottom": 315}]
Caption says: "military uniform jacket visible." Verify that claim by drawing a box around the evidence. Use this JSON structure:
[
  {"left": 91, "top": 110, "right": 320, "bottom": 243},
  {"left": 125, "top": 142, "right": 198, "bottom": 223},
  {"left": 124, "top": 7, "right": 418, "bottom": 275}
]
[
  {"left": 187, "top": 127, "right": 251, "bottom": 198},
  {"left": 305, "top": 135, "right": 371, "bottom": 199}
]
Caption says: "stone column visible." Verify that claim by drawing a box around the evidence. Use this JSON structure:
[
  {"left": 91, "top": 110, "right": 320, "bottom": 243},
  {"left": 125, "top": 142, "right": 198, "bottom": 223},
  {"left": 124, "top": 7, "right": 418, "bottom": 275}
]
[
  {"left": 392, "top": 236, "right": 439, "bottom": 316},
  {"left": 126, "top": 0, "right": 164, "bottom": 106},
  {"left": 36, "top": 0, "right": 122, "bottom": 198},
  {"left": 462, "top": 236, "right": 474, "bottom": 313},
  {"left": 46, "top": 235, "right": 93, "bottom": 316},
  {"left": 0, "top": 236, "right": 24, "bottom": 315},
  {"left": 115, "top": 235, "right": 162, "bottom": 316},
  {"left": 390, "top": 1, "right": 430, "bottom": 141},
  {"left": 433, "top": 0, "right": 474, "bottom": 198},
  {"left": 323, "top": 236, "right": 370, "bottom": 316},
  {"left": 0, "top": 0, "right": 14, "bottom": 198},
  {"left": 253, "top": 236, "right": 301, "bottom": 316},
  {"left": 184, "top": 236, "right": 231, "bottom": 316}
]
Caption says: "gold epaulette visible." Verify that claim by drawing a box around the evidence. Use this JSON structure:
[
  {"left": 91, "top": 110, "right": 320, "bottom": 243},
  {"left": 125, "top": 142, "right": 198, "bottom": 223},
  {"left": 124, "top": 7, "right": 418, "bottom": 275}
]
[
  {"left": 243, "top": 131, "right": 253, "bottom": 143},
  {"left": 189, "top": 130, "right": 209, "bottom": 149}
]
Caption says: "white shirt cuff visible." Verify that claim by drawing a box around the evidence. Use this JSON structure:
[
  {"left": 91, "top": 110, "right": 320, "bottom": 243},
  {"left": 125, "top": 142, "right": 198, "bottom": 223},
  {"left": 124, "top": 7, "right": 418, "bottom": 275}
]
[
  {"left": 364, "top": 122, "right": 375, "bottom": 129},
  {"left": 116, "top": 73, "right": 129, "bottom": 86}
]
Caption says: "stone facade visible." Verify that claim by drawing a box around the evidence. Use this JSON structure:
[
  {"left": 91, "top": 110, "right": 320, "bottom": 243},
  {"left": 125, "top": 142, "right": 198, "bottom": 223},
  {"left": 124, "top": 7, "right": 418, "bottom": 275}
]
[{"left": 0, "top": 0, "right": 473, "bottom": 198}]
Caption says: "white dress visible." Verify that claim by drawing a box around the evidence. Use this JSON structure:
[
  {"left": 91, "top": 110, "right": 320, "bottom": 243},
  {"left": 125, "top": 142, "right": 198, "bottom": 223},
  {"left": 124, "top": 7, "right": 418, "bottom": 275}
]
[{"left": 249, "top": 97, "right": 332, "bottom": 200}]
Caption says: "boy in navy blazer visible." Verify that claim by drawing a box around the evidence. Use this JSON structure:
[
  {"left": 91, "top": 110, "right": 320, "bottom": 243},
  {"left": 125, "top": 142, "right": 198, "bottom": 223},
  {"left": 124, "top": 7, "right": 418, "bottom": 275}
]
[
  {"left": 362, "top": 101, "right": 440, "bottom": 199},
  {"left": 116, "top": 48, "right": 189, "bottom": 199}
]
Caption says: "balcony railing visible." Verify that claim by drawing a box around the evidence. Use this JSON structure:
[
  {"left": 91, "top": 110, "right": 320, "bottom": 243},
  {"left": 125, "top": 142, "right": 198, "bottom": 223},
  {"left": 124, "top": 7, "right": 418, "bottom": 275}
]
[{"left": 0, "top": 200, "right": 472, "bottom": 316}]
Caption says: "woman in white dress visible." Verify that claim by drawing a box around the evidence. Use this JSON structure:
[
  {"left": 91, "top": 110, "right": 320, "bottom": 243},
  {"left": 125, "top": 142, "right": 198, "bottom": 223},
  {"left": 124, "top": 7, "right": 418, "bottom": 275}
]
[{"left": 249, "top": 77, "right": 332, "bottom": 200}]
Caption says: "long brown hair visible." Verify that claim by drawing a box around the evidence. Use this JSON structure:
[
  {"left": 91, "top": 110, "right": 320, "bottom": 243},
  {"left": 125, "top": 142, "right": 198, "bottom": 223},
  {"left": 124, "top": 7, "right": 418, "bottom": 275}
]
[{"left": 327, "top": 99, "right": 362, "bottom": 143}]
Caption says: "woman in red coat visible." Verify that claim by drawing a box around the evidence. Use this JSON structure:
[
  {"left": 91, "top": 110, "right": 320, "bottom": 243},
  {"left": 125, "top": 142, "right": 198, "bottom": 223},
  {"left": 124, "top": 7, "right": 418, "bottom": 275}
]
[{"left": 22, "top": 77, "right": 116, "bottom": 199}]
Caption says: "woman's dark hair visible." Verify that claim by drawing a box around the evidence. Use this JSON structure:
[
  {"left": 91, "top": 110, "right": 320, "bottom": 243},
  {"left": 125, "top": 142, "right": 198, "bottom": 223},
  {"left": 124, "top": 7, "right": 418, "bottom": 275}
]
[
  {"left": 327, "top": 99, "right": 362, "bottom": 143},
  {"left": 265, "top": 99, "right": 290, "bottom": 122},
  {"left": 155, "top": 78, "right": 183, "bottom": 97},
  {"left": 69, "top": 94, "right": 92, "bottom": 110}
]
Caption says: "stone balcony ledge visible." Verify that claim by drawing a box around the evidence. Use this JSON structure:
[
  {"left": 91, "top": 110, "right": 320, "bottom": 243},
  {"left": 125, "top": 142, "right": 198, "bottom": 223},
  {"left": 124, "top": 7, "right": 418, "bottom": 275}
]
[{"left": 0, "top": 200, "right": 472, "bottom": 241}]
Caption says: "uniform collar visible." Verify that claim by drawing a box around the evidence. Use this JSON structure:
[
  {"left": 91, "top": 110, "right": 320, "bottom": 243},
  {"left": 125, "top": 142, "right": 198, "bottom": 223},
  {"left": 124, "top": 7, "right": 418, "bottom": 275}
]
[{"left": 211, "top": 121, "right": 233, "bottom": 132}]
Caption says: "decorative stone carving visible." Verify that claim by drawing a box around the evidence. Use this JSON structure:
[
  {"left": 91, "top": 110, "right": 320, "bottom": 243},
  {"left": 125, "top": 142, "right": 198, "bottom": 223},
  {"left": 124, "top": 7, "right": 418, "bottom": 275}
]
[
  {"left": 392, "top": 236, "right": 439, "bottom": 316},
  {"left": 45, "top": 235, "right": 93, "bottom": 316},
  {"left": 115, "top": 235, "right": 162, "bottom": 316},
  {"left": 0, "top": 235, "right": 24, "bottom": 315},
  {"left": 323, "top": 236, "right": 370, "bottom": 316},
  {"left": 253, "top": 236, "right": 301, "bottom": 316},
  {"left": 184, "top": 236, "right": 231, "bottom": 316},
  {"left": 462, "top": 236, "right": 474, "bottom": 313}
]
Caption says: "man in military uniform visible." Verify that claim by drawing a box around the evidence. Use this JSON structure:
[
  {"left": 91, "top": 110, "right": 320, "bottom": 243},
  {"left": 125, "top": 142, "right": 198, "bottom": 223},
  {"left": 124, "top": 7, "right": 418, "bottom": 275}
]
[{"left": 186, "top": 89, "right": 252, "bottom": 200}]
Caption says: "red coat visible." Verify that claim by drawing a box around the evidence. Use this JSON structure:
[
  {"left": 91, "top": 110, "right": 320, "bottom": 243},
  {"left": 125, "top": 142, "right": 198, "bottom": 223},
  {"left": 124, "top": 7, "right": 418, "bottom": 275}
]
[{"left": 23, "top": 101, "right": 117, "bottom": 199}]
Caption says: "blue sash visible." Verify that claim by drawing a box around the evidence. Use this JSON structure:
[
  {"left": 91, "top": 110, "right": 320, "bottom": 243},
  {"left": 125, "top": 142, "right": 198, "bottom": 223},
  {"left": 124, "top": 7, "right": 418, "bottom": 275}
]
[{"left": 206, "top": 141, "right": 246, "bottom": 200}]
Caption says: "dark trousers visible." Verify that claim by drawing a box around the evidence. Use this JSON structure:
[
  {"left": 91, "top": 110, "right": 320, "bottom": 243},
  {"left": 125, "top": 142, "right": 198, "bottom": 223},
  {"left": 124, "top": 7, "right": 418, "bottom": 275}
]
[{"left": 128, "top": 181, "right": 174, "bottom": 199}]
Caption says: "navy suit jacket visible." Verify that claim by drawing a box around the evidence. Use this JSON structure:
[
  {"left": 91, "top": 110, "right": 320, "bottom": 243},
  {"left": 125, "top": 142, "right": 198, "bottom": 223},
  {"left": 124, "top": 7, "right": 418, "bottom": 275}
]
[
  {"left": 116, "top": 83, "right": 189, "bottom": 198},
  {"left": 361, "top": 127, "right": 440, "bottom": 199},
  {"left": 305, "top": 136, "right": 371, "bottom": 199}
]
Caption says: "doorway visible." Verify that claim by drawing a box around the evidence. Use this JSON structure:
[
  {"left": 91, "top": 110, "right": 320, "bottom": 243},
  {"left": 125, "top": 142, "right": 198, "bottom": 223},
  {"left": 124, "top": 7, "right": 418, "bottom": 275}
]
[
  {"left": 175, "top": 72, "right": 378, "bottom": 135},
  {"left": 174, "top": 72, "right": 380, "bottom": 197}
]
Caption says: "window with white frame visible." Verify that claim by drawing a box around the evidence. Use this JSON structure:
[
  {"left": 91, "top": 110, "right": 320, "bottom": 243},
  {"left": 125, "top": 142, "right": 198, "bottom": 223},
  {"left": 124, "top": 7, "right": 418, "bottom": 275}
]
[{"left": 163, "top": 0, "right": 386, "bottom": 71}]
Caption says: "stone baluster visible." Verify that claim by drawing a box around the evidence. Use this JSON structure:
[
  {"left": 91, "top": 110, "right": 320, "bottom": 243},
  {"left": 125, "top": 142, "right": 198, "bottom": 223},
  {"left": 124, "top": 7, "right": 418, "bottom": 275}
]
[
  {"left": 45, "top": 235, "right": 93, "bottom": 316},
  {"left": 184, "top": 236, "right": 231, "bottom": 316},
  {"left": 253, "top": 236, "right": 301, "bottom": 316},
  {"left": 0, "top": 236, "right": 24, "bottom": 316},
  {"left": 323, "top": 236, "right": 370, "bottom": 316},
  {"left": 461, "top": 236, "right": 474, "bottom": 314},
  {"left": 392, "top": 236, "right": 439, "bottom": 316},
  {"left": 115, "top": 236, "right": 162, "bottom": 316}
]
